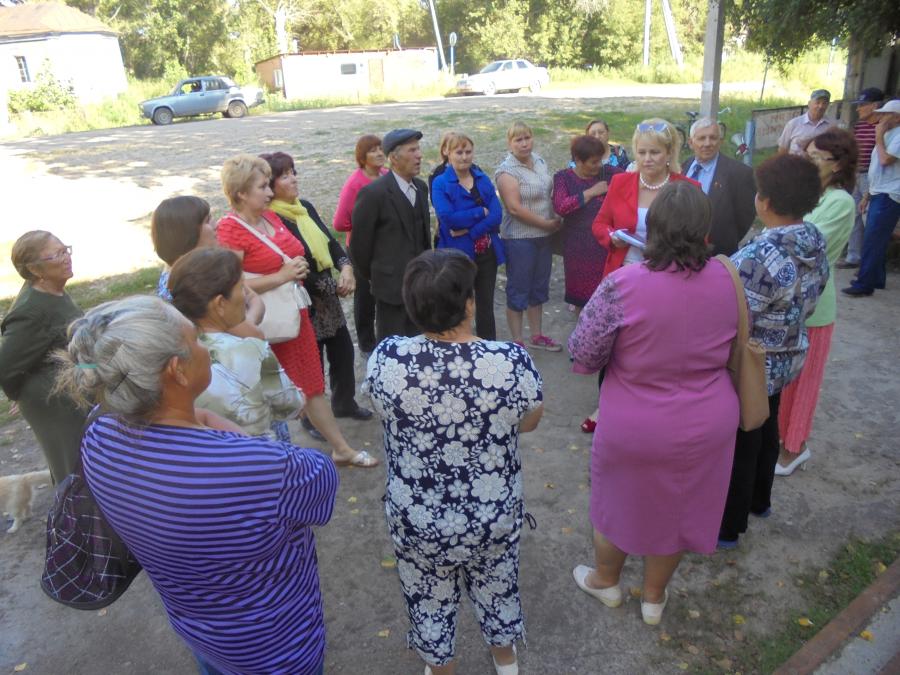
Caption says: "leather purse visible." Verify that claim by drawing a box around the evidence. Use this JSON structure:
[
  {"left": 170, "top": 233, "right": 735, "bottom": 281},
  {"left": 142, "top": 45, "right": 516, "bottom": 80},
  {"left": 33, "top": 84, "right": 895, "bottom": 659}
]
[
  {"left": 231, "top": 214, "right": 311, "bottom": 344},
  {"left": 716, "top": 255, "right": 770, "bottom": 431}
]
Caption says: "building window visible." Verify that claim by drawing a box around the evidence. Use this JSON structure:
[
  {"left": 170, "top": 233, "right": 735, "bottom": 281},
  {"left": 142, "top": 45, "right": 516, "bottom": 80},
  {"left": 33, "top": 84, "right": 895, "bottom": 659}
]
[
  {"left": 15, "top": 56, "right": 30, "bottom": 83},
  {"left": 340, "top": 63, "right": 357, "bottom": 75},
  {"left": 274, "top": 69, "right": 283, "bottom": 88}
]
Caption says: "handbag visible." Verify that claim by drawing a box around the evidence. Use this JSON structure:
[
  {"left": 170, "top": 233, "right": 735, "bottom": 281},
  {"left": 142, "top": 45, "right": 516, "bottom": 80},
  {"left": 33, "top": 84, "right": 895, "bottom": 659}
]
[
  {"left": 41, "top": 411, "right": 142, "bottom": 610},
  {"left": 231, "top": 214, "right": 311, "bottom": 344},
  {"left": 716, "top": 255, "right": 770, "bottom": 431}
]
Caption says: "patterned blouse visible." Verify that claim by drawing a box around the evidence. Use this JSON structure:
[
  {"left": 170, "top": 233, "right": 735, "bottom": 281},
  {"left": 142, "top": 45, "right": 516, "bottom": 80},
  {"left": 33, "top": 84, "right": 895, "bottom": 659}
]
[
  {"left": 195, "top": 332, "right": 305, "bottom": 437},
  {"left": 731, "top": 222, "right": 829, "bottom": 395},
  {"left": 365, "top": 336, "right": 543, "bottom": 554},
  {"left": 495, "top": 153, "right": 555, "bottom": 240}
]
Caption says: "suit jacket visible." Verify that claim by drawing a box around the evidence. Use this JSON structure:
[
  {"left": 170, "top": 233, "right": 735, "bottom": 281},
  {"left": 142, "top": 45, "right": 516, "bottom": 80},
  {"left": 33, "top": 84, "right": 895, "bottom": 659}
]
[
  {"left": 682, "top": 154, "right": 757, "bottom": 255},
  {"left": 592, "top": 171, "right": 701, "bottom": 278},
  {"left": 350, "top": 172, "right": 431, "bottom": 305}
]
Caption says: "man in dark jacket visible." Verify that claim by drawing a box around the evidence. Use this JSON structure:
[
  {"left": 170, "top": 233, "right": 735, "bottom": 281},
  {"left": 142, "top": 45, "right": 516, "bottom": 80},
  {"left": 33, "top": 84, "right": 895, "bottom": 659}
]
[
  {"left": 682, "top": 118, "right": 757, "bottom": 255},
  {"left": 350, "top": 128, "right": 431, "bottom": 342}
]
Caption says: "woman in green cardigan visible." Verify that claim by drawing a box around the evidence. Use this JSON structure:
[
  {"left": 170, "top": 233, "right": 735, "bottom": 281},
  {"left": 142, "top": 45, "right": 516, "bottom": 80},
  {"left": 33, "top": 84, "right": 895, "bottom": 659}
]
[{"left": 0, "top": 231, "right": 86, "bottom": 482}]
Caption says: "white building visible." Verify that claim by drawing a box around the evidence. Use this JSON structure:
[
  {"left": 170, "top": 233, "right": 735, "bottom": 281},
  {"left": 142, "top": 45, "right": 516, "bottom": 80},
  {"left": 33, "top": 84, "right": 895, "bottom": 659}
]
[
  {"left": 0, "top": 3, "right": 127, "bottom": 105},
  {"left": 256, "top": 48, "right": 440, "bottom": 101}
]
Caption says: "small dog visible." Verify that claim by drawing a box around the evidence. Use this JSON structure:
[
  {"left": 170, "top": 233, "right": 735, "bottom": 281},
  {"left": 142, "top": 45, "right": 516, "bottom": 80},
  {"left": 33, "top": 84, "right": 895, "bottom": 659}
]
[{"left": 0, "top": 469, "right": 52, "bottom": 534}]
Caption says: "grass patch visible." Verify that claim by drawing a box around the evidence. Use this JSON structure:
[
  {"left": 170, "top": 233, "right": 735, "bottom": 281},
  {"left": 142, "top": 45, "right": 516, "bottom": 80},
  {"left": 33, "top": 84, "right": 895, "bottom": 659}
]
[
  {"left": 0, "top": 396, "right": 14, "bottom": 427},
  {"left": 662, "top": 532, "right": 900, "bottom": 674}
]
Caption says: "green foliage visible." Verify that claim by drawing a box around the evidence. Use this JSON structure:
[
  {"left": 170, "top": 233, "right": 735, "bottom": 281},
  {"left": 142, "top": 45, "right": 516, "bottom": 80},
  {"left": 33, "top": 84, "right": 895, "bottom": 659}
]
[
  {"left": 728, "top": 0, "right": 900, "bottom": 66},
  {"left": 7, "top": 67, "right": 77, "bottom": 114}
]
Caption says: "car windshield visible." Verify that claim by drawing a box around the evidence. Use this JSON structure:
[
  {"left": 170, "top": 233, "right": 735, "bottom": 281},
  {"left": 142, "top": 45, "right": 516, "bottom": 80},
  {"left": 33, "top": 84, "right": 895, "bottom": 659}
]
[{"left": 479, "top": 62, "right": 503, "bottom": 74}]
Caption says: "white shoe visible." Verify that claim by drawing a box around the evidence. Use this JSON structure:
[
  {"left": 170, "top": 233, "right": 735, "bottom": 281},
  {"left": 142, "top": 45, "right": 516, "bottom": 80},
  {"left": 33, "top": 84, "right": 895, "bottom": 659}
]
[
  {"left": 775, "top": 447, "right": 811, "bottom": 476},
  {"left": 573, "top": 565, "right": 623, "bottom": 607},
  {"left": 493, "top": 645, "right": 518, "bottom": 675},
  {"left": 641, "top": 589, "right": 668, "bottom": 626}
]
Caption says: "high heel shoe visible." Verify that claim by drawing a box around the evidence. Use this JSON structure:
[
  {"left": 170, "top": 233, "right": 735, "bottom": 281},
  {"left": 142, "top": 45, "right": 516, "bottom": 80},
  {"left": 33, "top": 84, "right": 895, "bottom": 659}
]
[
  {"left": 581, "top": 417, "right": 597, "bottom": 433},
  {"left": 775, "top": 447, "right": 811, "bottom": 476}
]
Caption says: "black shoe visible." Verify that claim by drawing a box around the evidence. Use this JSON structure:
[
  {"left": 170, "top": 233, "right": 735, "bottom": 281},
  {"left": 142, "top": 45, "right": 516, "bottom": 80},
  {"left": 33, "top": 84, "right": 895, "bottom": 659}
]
[
  {"left": 841, "top": 286, "right": 873, "bottom": 297},
  {"left": 301, "top": 417, "right": 326, "bottom": 441},
  {"left": 334, "top": 406, "right": 373, "bottom": 421}
]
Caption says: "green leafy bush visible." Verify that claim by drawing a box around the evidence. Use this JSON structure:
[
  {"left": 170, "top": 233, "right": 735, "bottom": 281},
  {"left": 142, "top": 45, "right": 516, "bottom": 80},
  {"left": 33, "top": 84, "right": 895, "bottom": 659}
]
[{"left": 7, "top": 69, "right": 77, "bottom": 114}]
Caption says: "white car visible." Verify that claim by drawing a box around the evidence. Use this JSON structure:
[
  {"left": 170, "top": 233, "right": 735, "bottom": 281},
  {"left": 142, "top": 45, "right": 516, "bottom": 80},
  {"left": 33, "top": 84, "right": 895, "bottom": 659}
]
[{"left": 455, "top": 59, "right": 550, "bottom": 96}]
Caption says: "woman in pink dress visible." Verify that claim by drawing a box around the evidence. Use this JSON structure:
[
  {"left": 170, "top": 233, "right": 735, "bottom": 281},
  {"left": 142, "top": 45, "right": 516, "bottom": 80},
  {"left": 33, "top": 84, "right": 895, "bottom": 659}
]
[
  {"left": 333, "top": 134, "right": 388, "bottom": 353},
  {"left": 568, "top": 181, "right": 739, "bottom": 626}
]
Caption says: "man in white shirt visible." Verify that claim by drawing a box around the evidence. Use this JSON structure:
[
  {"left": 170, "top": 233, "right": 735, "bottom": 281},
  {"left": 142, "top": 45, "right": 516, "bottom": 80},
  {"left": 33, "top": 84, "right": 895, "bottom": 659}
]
[
  {"left": 843, "top": 99, "right": 900, "bottom": 297},
  {"left": 778, "top": 89, "right": 833, "bottom": 156}
]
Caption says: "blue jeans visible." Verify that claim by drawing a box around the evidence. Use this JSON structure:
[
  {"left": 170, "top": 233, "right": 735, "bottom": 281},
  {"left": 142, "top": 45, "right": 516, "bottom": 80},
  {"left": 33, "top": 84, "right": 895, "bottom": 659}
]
[
  {"left": 503, "top": 236, "right": 553, "bottom": 311},
  {"left": 852, "top": 193, "right": 900, "bottom": 293},
  {"left": 195, "top": 653, "right": 324, "bottom": 675}
]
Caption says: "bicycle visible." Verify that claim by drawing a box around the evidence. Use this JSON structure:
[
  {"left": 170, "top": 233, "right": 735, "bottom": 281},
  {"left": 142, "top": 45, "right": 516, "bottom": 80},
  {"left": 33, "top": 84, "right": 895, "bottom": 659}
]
[{"left": 674, "top": 107, "right": 730, "bottom": 150}]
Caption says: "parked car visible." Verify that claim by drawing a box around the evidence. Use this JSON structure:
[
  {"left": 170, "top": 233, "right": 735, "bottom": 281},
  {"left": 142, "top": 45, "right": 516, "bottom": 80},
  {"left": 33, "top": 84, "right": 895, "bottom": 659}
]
[
  {"left": 139, "top": 76, "right": 265, "bottom": 125},
  {"left": 455, "top": 59, "right": 550, "bottom": 96}
]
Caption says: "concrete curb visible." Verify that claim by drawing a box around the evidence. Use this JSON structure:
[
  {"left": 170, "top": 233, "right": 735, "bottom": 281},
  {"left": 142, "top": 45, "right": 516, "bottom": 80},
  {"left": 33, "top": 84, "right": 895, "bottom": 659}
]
[{"left": 773, "top": 556, "right": 900, "bottom": 674}]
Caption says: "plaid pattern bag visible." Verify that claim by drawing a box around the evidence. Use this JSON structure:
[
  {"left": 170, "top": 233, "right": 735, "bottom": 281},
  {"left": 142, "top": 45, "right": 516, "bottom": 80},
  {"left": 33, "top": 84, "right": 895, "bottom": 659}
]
[{"left": 40, "top": 463, "right": 142, "bottom": 610}]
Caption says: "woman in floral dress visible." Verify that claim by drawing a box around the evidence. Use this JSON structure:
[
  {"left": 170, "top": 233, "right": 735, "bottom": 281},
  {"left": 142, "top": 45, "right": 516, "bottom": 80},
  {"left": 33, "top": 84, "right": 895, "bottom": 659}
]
[{"left": 366, "top": 249, "right": 544, "bottom": 675}]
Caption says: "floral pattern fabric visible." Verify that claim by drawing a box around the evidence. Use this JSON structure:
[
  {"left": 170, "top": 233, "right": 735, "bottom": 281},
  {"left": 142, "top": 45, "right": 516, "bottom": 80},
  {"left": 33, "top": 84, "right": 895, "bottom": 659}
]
[
  {"left": 731, "top": 222, "right": 829, "bottom": 395},
  {"left": 364, "top": 336, "right": 542, "bottom": 664}
]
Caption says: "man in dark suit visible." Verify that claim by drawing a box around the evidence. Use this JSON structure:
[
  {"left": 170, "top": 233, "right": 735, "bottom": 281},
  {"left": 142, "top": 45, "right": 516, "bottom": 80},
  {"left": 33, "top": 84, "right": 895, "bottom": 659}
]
[
  {"left": 350, "top": 128, "right": 431, "bottom": 342},
  {"left": 682, "top": 118, "right": 757, "bottom": 255}
]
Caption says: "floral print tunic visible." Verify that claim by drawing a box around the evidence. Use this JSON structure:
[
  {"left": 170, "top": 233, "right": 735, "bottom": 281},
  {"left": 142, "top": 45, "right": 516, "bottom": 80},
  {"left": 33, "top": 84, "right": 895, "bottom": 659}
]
[{"left": 365, "top": 336, "right": 543, "bottom": 555}]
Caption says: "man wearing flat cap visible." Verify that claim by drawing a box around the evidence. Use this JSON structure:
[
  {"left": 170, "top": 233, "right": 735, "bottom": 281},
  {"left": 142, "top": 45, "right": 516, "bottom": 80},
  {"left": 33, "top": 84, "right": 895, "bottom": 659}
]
[
  {"left": 350, "top": 128, "right": 431, "bottom": 342},
  {"left": 778, "top": 89, "right": 834, "bottom": 156},
  {"left": 838, "top": 87, "right": 884, "bottom": 268}
]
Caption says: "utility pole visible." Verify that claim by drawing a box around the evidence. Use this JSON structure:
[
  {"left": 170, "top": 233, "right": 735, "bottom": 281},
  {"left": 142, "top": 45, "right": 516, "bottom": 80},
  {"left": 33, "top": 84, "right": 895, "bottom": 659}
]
[
  {"left": 643, "top": 0, "right": 652, "bottom": 66},
  {"left": 699, "top": 0, "right": 725, "bottom": 119},
  {"left": 427, "top": 0, "right": 447, "bottom": 71},
  {"left": 660, "top": 0, "right": 683, "bottom": 66}
]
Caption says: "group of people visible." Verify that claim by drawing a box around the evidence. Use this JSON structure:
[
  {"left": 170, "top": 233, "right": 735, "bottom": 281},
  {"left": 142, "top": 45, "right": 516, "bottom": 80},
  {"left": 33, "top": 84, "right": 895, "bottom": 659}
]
[{"left": 0, "top": 87, "right": 898, "bottom": 675}]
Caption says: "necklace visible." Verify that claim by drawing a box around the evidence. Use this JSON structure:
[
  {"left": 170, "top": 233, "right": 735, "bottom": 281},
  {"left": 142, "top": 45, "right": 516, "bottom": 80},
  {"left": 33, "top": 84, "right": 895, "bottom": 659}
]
[{"left": 639, "top": 173, "right": 670, "bottom": 191}]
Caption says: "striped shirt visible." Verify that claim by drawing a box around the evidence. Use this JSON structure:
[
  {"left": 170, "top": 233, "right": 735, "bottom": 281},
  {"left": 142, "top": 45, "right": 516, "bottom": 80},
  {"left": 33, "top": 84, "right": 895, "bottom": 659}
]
[
  {"left": 495, "top": 152, "right": 555, "bottom": 239},
  {"left": 854, "top": 121, "right": 877, "bottom": 172},
  {"left": 81, "top": 416, "right": 338, "bottom": 675}
]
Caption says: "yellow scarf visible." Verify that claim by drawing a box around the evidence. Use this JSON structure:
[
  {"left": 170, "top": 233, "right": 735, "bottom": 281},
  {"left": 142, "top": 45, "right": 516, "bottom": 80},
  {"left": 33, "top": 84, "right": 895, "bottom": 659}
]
[{"left": 269, "top": 199, "right": 333, "bottom": 272}]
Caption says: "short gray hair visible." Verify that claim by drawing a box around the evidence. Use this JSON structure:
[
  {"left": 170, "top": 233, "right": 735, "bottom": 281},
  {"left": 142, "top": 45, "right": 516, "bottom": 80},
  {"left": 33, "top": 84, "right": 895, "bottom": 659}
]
[
  {"left": 55, "top": 295, "right": 192, "bottom": 420},
  {"left": 689, "top": 117, "right": 721, "bottom": 138}
]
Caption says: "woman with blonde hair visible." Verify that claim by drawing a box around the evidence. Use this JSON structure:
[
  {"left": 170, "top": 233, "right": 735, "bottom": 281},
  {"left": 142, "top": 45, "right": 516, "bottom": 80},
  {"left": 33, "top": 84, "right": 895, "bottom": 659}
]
[
  {"left": 431, "top": 131, "right": 505, "bottom": 340},
  {"left": 495, "top": 121, "right": 562, "bottom": 350},
  {"left": 216, "top": 154, "right": 377, "bottom": 468}
]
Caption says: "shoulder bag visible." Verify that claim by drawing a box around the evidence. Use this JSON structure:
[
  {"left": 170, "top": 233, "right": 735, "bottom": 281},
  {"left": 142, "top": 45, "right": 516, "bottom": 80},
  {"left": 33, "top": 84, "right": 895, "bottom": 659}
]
[
  {"left": 231, "top": 214, "right": 311, "bottom": 344},
  {"left": 716, "top": 255, "right": 770, "bottom": 431}
]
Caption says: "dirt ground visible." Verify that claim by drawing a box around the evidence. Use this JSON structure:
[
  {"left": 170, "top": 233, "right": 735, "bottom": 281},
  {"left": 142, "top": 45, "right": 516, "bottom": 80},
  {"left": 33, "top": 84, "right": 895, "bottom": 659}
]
[{"left": 1, "top": 93, "right": 898, "bottom": 674}]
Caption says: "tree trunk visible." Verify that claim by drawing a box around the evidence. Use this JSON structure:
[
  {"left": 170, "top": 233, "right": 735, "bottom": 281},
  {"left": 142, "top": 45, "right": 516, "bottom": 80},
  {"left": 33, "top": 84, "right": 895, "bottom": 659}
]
[{"left": 275, "top": 4, "right": 289, "bottom": 54}]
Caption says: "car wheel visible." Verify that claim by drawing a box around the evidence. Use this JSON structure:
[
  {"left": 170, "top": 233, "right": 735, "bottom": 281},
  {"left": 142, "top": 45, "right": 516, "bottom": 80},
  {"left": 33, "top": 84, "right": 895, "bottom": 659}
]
[
  {"left": 529, "top": 80, "right": 543, "bottom": 93},
  {"left": 227, "top": 100, "right": 248, "bottom": 119},
  {"left": 483, "top": 82, "right": 496, "bottom": 96},
  {"left": 152, "top": 107, "right": 173, "bottom": 125}
]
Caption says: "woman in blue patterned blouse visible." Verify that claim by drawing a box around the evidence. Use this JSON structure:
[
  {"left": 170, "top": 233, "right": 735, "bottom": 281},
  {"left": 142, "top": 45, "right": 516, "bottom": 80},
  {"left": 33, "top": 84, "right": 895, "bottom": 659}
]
[
  {"left": 718, "top": 154, "right": 829, "bottom": 549},
  {"left": 366, "top": 249, "right": 544, "bottom": 675}
]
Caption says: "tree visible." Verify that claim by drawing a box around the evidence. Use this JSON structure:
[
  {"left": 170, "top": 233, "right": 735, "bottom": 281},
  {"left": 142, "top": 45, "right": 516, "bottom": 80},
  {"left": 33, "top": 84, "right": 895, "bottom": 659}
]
[{"left": 728, "top": 0, "right": 900, "bottom": 65}]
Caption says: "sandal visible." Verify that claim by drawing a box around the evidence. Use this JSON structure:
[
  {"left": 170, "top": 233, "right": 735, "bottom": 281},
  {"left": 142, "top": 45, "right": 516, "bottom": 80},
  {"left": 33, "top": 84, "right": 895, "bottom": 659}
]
[
  {"left": 581, "top": 417, "right": 597, "bottom": 433},
  {"left": 333, "top": 449, "right": 379, "bottom": 468}
]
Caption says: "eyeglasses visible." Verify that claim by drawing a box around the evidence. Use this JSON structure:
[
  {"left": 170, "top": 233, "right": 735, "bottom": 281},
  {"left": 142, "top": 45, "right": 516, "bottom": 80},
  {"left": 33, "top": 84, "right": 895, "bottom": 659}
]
[
  {"left": 637, "top": 122, "right": 671, "bottom": 136},
  {"left": 39, "top": 245, "right": 73, "bottom": 262},
  {"left": 807, "top": 152, "right": 836, "bottom": 163}
]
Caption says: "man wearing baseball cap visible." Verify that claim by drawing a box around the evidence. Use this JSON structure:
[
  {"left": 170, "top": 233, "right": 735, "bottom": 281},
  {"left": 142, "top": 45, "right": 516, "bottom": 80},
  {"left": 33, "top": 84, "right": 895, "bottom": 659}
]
[
  {"left": 778, "top": 89, "right": 834, "bottom": 156},
  {"left": 350, "top": 129, "right": 431, "bottom": 340},
  {"left": 838, "top": 87, "right": 885, "bottom": 268},
  {"left": 843, "top": 98, "right": 900, "bottom": 297}
]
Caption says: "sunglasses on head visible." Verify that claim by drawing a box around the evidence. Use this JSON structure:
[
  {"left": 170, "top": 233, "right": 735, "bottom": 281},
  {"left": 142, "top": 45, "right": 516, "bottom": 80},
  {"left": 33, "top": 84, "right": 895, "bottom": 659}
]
[{"left": 637, "top": 122, "right": 670, "bottom": 135}]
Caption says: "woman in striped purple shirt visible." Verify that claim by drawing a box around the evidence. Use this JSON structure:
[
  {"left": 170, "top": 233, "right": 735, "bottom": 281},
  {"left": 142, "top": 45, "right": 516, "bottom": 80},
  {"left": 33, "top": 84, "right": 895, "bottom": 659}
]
[{"left": 55, "top": 295, "right": 338, "bottom": 675}]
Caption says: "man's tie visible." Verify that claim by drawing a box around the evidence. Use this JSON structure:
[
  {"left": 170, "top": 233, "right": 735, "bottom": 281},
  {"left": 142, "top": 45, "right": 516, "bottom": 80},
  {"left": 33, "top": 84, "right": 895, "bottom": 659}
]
[{"left": 690, "top": 163, "right": 703, "bottom": 181}]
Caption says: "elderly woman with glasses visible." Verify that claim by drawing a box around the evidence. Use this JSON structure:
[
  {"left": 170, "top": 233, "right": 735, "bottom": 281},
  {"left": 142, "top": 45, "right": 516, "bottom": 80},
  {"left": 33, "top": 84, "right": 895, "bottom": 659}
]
[
  {"left": 592, "top": 118, "right": 699, "bottom": 279},
  {"left": 0, "top": 231, "right": 85, "bottom": 483}
]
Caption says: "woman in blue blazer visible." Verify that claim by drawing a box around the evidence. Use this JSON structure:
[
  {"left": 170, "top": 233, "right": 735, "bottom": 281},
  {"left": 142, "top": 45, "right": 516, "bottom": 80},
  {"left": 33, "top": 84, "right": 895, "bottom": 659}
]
[{"left": 431, "top": 132, "right": 505, "bottom": 340}]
